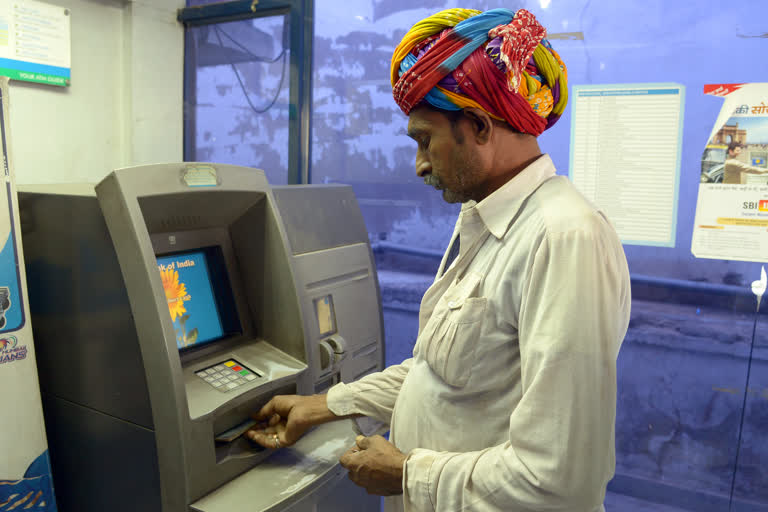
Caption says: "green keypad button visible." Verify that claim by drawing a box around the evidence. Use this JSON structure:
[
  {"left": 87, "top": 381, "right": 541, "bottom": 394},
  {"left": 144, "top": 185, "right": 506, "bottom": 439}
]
[{"left": 239, "top": 370, "right": 250, "bottom": 375}]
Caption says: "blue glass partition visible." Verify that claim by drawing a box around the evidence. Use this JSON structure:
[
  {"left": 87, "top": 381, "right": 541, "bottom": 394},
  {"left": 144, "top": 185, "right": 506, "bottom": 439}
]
[
  {"left": 182, "top": 1, "right": 768, "bottom": 509},
  {"left": 310, "top": 1, "right": 768, "bottom": 510}
]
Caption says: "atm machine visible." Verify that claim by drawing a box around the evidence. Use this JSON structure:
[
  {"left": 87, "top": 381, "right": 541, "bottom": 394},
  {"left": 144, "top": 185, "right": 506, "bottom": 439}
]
[{"left": 18, "top": 163, "right": 385, "bottom": 512}]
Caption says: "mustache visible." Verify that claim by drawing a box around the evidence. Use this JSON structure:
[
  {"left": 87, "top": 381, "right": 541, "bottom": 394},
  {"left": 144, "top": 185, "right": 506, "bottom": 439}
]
[{"left": 423, "top": 174, "right": 443, "bottom": 190}]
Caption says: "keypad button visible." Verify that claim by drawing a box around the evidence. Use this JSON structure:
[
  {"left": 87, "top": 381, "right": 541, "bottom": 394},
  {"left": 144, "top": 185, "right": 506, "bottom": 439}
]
[{"left": 197, "top": 360, "right": 255, "bottom": 392}]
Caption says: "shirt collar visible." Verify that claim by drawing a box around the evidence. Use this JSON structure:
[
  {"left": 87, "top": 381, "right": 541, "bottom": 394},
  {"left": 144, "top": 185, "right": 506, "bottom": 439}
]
[{"left": 461, "top": 154, "right": 557, "bottom": 240}]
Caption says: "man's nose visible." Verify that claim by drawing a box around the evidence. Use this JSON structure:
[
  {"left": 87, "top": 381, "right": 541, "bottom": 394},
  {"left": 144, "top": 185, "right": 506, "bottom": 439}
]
[{"left": 415, "top": 150, "right": 431, "bottom": 177}]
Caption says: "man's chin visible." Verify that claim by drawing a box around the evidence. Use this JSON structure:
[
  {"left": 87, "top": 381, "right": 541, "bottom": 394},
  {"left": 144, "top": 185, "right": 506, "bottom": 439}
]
[{"left": 441, "top": 189, "right": 466, "bottom": 204}]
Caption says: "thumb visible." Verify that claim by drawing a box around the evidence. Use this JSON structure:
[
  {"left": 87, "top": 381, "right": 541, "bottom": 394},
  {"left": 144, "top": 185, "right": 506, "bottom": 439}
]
[
  {"left": 278, "top": 429, "right": 295, "bottom": 447},
  {"left": 254, "top": 399, "right": 276, "bottom": 421},
  {"left": 281, "top": 416, "right": 309, "bottom": 446},
  {"left": 356, "top": 435, "right": 370, "bottom": 450}
]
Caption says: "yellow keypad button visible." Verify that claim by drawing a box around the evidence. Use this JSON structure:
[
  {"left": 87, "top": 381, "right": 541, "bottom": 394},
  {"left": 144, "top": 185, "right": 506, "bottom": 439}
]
[{"left": 224, "top": 361, "right": 236, "bottom": 367}]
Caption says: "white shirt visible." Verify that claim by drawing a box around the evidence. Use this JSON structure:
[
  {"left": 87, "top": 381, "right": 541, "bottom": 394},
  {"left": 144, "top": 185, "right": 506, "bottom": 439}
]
[{"left": 327, "top": 155, "right": 631, "bottom": 512}]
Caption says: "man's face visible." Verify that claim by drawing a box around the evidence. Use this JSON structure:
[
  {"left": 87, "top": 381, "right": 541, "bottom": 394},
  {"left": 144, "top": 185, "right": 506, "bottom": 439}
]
[
  {"left": 730, "top": 146, "right": 742, "bottom": 158},
  {"left": 407, "top": 107, "right": 484, "bottom": 204}
]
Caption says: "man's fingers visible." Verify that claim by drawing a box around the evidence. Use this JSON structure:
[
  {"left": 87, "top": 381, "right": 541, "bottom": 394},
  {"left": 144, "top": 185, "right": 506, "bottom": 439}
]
[
  {"left": 247, "top": 428, "right": 286, "bottom": 449},
  {"left": 281, "top": 424, "right": 302, "bottom": 446},
  {"left": 339, "top": 446, "right": 362, "bottom": 467},
  {"left": 356, "top": 435, "right": 370, "bottom": 450},
  {"left": 348, "top": 471, "right": 363, "bottom": 487},
  {"left": 253, "top": 400, "right": 276, "bottom": 421},
  {"left": 246, "top": 430, "right": 273, "bottom": 449},
  {"left": 339, "top": 449, "right": 353, "bottom": 467},
  {"left": 254, "top": 395, "right": 297, "bottom": 421}
]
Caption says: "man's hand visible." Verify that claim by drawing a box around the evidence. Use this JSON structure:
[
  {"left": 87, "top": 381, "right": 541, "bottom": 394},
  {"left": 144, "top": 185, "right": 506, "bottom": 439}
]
[
  {"left": 246, "top": 394, "right": 339, "bottom": 449},
  {"left": 339, "top": 435, "right": 407, "bottom": 496}
]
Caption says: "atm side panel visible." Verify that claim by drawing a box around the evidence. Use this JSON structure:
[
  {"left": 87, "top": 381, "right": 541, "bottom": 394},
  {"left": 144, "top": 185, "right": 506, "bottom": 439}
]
[
  {"left": 42, "top": 395, "right": 161, "bottom": 512},
  {"left": 270, "top": 185, "right": 383, "bottom": 512},
  {"left": 270, "top": 185, "right": 385, "bottom": 386},
  {"left": 20, "top": 192, "right": 161, "bottom": 512},
  {"left": 270, "top": 185, "right": 369, "bottom": 255},
  {"left": 292, "top": 244, "right": 384, "bottom": 387},
  {"left": 20, "top": 193, "right": 154, "bottom": 428}
]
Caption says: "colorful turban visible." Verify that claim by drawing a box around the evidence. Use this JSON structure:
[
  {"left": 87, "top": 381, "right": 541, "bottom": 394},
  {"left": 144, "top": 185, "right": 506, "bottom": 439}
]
[{"left": 391, "top": 8, "right": 568, "bottom": 136}]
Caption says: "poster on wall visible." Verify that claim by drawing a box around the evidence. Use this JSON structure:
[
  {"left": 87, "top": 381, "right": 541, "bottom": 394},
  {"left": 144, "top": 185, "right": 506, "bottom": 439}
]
[
  {"left": 569, "top": 83, "right": 685, "bottom": 247},
  {"left": 0, "top": 76, "right": 57, "bottom": 510},
  {"left": 0, "top": 0, "right": 71, "bottom": 86},
  {"left": 692, "top": 83, "right": 768, "bottom": 263}
]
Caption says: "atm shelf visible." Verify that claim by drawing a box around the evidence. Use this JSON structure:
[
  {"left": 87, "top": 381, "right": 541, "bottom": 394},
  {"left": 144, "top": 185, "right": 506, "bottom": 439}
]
[{"left": 190, "top": 419, "right": 358, "bottom": 512}]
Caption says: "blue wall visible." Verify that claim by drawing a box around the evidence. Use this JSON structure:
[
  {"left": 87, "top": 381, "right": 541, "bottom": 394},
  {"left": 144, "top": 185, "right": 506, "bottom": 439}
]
[{"left": 311, "top": 1, "right": 768, "bottom": 509}]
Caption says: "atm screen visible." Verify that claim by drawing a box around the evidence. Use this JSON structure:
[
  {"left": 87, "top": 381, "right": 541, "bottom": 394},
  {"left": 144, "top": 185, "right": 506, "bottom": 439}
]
[{"left": 156, "top": 247, "right": 240, "bottom": 350}]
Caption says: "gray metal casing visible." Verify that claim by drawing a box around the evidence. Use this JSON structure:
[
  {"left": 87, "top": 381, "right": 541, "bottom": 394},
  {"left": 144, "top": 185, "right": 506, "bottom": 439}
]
[{"left": 19, "top": 164, "right": 384, "bottom": 512}]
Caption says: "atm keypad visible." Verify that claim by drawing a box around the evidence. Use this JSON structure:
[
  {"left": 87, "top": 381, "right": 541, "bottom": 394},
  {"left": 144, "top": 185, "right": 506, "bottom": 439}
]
[{"left": 195, "top": 359, "right": 260, "bottom": 392}]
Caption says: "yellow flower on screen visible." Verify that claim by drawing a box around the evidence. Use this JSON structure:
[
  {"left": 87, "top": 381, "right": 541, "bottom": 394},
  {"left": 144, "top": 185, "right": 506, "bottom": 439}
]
[{"left": 161, "top": 268, "right": 188, "bottom": 321}]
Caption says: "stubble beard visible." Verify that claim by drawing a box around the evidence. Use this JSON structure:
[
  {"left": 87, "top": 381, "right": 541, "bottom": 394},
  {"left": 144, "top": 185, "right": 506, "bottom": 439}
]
[
  {"left": 423, "top": 149, "right": 480, "bottom": 204},
  {"left": 442, "top": 187, "right": 470, "bottom": 204},
  {"left": 424, "top": 174, "right": 468, "bottom": 204}
]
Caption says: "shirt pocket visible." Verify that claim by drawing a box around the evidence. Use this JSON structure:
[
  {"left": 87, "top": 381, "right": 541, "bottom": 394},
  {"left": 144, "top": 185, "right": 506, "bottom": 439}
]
[{"left": 418, "top": 272, "right": 487, "bottom": 387}]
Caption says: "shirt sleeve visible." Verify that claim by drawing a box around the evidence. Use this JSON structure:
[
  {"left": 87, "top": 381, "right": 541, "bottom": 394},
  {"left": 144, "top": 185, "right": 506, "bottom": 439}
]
[
  {"left": 326, "top": 358, "right": 414, "bottom": 425},
  {"left": 402, "top": 215, "right": 631, "bottom": 511}
]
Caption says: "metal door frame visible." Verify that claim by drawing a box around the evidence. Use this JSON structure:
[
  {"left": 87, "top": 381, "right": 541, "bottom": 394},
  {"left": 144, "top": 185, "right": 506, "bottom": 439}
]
[{"left": 179, "top": 0, "right": 313, "bottom": 184}]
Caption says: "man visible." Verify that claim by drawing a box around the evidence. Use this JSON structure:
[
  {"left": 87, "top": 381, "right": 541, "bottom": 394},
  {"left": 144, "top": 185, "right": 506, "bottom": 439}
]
[
  {"left": 723, "top": 142, "right": 768, "bottom": 184},
  {"left": 248, "top": 8, "right": 631, "bottom": 512}
]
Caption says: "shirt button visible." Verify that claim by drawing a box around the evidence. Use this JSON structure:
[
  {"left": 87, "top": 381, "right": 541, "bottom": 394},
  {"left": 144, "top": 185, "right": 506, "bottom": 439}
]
[{"left": 448, "top": 301, "right": 457, "bottom": 308}]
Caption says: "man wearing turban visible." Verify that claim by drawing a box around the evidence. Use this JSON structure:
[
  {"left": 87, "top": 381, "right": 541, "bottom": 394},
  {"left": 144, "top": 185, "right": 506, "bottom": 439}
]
[{"left": 248, "top": 8, "right": 631, "bottom": 512}]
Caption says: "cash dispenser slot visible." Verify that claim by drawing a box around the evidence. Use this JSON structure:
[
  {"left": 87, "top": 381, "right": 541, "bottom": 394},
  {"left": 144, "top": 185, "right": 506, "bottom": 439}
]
[
  {"left": 191, "top": 419, "right": 360, "bottom": 512},
  {"left": 211, "top": 382, "right": 297, "bottom": 464},
  {"left": 214, "top": 429, "right": 263, "bottom": 463},
  {"left": 213, "top": 406, "right": 265, "bottom": 464}
]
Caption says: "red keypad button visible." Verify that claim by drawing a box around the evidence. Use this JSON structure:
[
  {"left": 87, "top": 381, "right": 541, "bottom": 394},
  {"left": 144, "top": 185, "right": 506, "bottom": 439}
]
[{"left": 232, "top": 365, "right": 243, "bottom": 372}]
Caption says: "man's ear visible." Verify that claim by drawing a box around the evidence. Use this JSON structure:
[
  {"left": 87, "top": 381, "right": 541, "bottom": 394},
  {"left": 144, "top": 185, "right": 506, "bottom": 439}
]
[{"left": 461, "top": 108, "right": 493, "bottom": 144}]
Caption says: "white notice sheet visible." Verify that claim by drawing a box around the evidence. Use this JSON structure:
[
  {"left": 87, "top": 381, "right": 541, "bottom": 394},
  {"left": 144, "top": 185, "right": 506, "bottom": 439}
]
[
  {"left": 569, "top": 84, "right": 685, "bottom": 247},
  {"left": 0, "top": 1, "right": 71, "bottom": 86}
]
